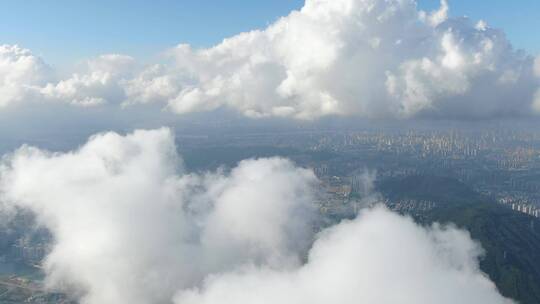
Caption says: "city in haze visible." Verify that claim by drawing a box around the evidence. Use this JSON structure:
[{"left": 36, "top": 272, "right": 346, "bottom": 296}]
[{"left": 0, "top": 1, "right": 539, "bottom": 303}]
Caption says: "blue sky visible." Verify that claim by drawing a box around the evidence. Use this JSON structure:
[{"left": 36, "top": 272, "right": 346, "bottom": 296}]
[{"left": 1, "top": 0, "right": 538, "bottom": 66}]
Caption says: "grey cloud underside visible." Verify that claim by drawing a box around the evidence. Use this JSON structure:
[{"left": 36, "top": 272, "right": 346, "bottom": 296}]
[
  {"left": 1, "top": 0, "right": 539, "bottom": 120},
  {"left": 0, "top": 128, "right": 515, "bottom": 304}
]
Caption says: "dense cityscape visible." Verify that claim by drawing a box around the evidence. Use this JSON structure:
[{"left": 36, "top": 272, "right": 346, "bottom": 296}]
[{"left": 175, "top": 125, "right": 540, "bottom": 214}]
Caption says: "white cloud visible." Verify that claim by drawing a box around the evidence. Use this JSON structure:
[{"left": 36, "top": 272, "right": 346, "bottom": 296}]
[
  {"left": 422, "top": 0, "right": 449, "bottom": 27},
  {"left": 125, "top": 0, "right": 539, "bottom": 119},
  {"left": 1, "top": 0, "right": 539, "bottom": 121},
  {"left": 123, "top": 64, "right": 187, "bottom": 105},
  {"left": 40, "top": 54, "right": 135, "bottom": 106},
  {"left": 0, "top": 128, "right": 514, "bottom": 304},
  {"left": 0, "top": 47, "right": 135, "bottom": 108},
  {"left": 176, "top": 207, "right": 514, "bottom": 304},
  {"left": 0, "top": 128, "right": 316, "bottom": 304},
  {"left": 475, "top": 20, "right": 488, "bottom": 31},
  {"left": 0, "top": 44, "right": 50, "bottom": 107}
]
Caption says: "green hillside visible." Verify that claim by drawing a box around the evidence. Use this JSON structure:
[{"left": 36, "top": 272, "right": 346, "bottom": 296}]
[{"left": 377, "top": 175, "right": 540, "bottom": 304}]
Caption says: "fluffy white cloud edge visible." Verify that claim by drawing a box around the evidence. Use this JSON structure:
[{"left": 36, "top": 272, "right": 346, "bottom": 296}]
[
  {"left": 0, "top": 127, "right": 514, "bottom": 304},
  {"left": 1, "top": 0, "right": 540, "bottom": 120}
]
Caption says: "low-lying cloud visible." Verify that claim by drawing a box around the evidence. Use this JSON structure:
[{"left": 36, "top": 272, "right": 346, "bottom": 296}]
[
  {"left": 177, "top": 208, "right": 513, "bottom": 304},
  {"left": 1, "top": 0, "right": 540, "bottom": 120},
  {"left": 0, "top": 44, "right": 51, "bottom": 107},
  {"left": 0, "top": 128, "right": 317, "bottom": 304},
  {"left": 0, "top": 128, "right": 514, "bottom": 303}
]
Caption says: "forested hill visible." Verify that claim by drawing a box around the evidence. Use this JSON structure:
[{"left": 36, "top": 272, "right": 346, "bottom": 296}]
[{"left": 377, "top": 175, "right": 540, "bottom": 304}]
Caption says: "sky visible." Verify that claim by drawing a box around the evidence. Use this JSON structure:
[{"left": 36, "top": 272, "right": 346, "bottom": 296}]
[
  {"left": 1, "top": 0, "right": 540, "bottom": 131},
  {"left": 0, "top": 0, "right": 303, "bottom": 66},
  {"left": 1, "top": 0, "right": 538, "bottom": 67},
  {"left": 0, "top": 1, "right": 537, "bottom": 303}
]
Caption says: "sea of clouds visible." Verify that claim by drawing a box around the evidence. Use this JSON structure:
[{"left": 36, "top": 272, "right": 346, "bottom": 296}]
[{"left": 1, "top": 0, "right": 539, "bottom": 120}]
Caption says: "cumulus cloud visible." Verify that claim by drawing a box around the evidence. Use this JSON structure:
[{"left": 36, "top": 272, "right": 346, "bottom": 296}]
[
  {"left": 2, "top": 0, "right": 539, "bottom": 120},
  {"left": 40, "top": 54, "right": 135, "bottom": 106},
  {"left": 0, "top": 46, "right": 134, "bottom": 108},
  {"left": 419, "top": 0, "right": 449, "bottom": 27},
  {"left": 176, "top": 208, "right": 513, "bottom": 304},
  {"left": 0, "top": 44, "right": 51, "bottom": 107},
  {"left": 124, "top": 0, "right": 540, "bottom": 119},
  {"left": 0, "top": 128, "right": 317, "bottom": 304},
  {"left": 0, "top": 128, "right": 513, "bottom": 304}
]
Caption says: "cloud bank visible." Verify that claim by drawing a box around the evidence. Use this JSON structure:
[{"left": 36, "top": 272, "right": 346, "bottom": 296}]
[
  {"left": 0, "top": 45, "right": 50, "bottom": 107},
  {"left": 40, "top": 54, "right": 136, "bottom": 107},
  {"left": 2, "top": 0, "right": 540, "bottom": 120},
  {"left": 142, "top": 0, "right": 539, "bottom": 119},
  {"left": 177, "top": 208, "right": 513, "bottom": 304},
  {"left": 0, "top": 128, "right": 514, "bottom": 304},
  {"left": 0, "top": 128, "right": 317, "bottom": 304}
]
